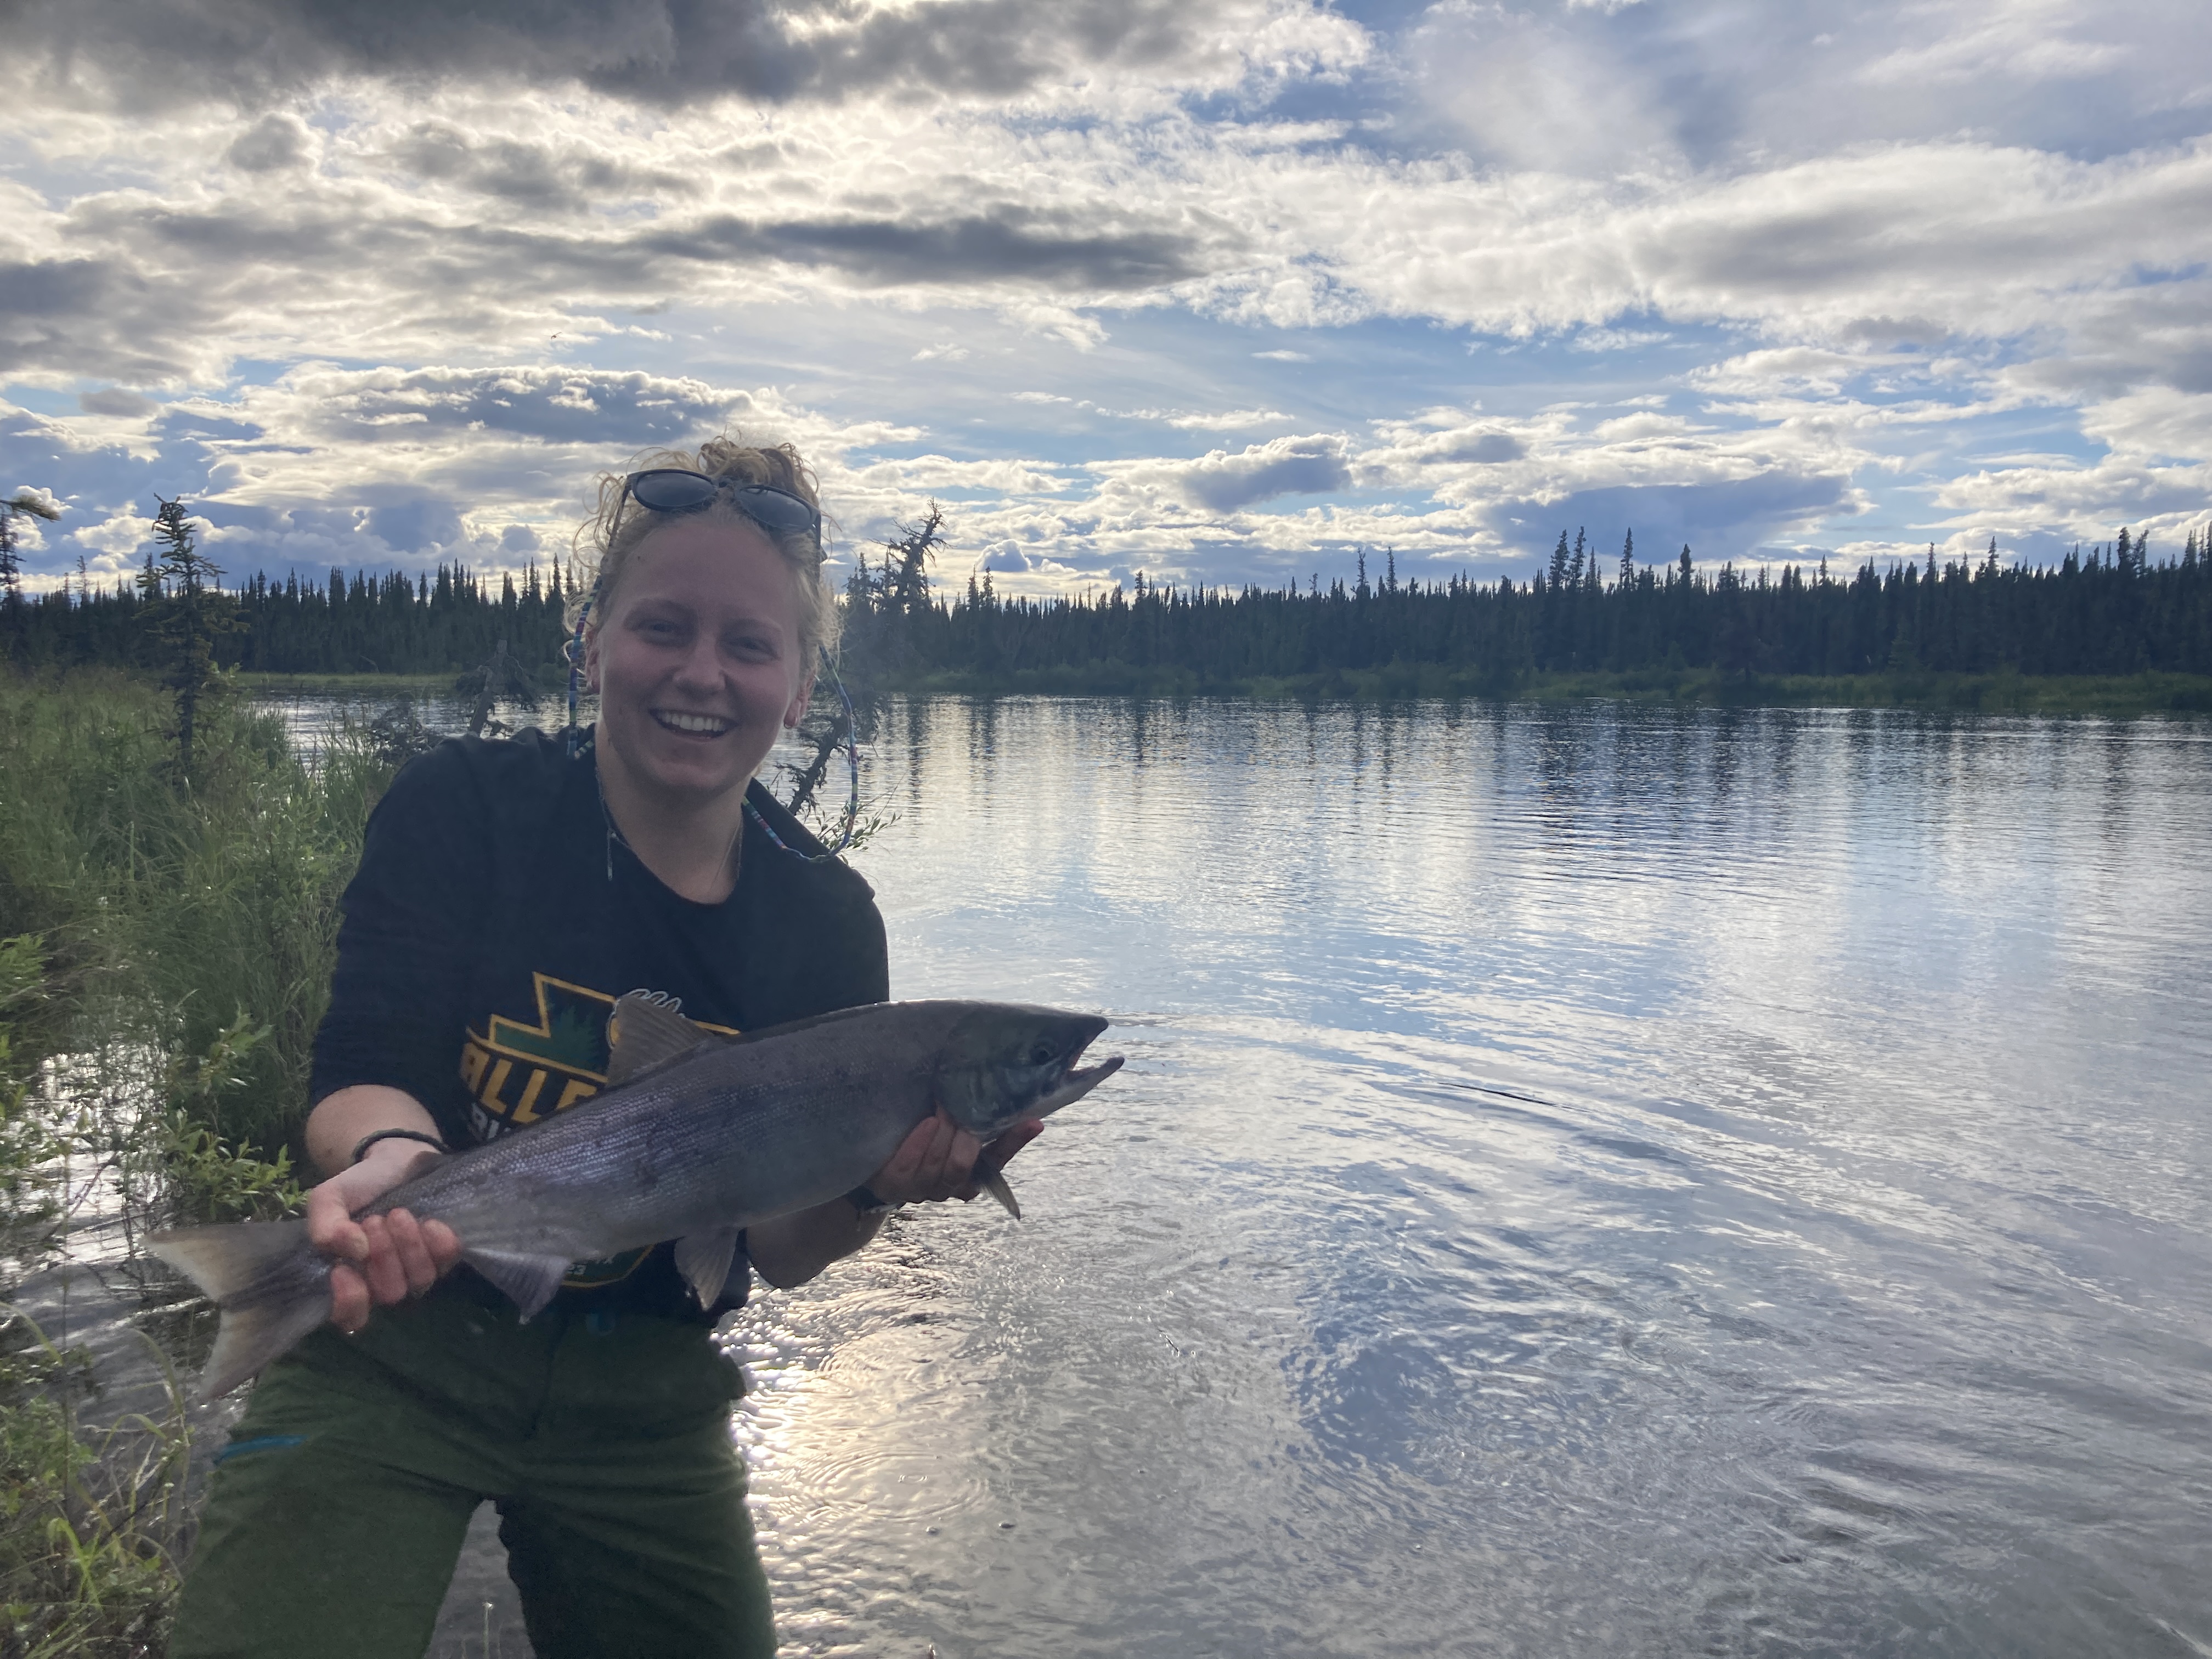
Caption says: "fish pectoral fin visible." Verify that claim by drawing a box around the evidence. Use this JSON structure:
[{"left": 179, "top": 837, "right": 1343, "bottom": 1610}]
[
  {"left": 673, "top": 1226, "right": 744, "bottom": 1308},
  {"left": 464, "top": 1248, "right": 573, "bottom": 1320},
  {"left": 606, "top": 992, "right": 727, "bottom": 1087},
  {"left": 981, "top": 1170, "right": 1022, "bottom": 1221}
]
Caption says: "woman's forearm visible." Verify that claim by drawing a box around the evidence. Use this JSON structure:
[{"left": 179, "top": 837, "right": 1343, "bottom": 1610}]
[{"left": 305, "top": 1084, "right": 445, "bottom": 1181}]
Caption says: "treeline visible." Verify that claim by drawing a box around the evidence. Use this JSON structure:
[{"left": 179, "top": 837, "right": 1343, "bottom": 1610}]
[
  {"left": 6, "top": 560, "right": 573, "bottom": 678},
  {"left": 854, "top": 527, "right": 2212, "bottom": 686},
  {"left": 5, "top": 522, "right": 2210, "bottom": 688}
]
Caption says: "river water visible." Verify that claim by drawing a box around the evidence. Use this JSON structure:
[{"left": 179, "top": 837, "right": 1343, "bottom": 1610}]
[
  {"left": 255, "top": 693, "right": 2212, "bottom": 1657},
  {"left": 728, "top": 697, "right": 2212, "bottom": 1659}
]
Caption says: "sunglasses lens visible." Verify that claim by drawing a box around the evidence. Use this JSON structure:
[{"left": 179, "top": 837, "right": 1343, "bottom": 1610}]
[
  {"left": 628, "top": 470, "right": 718, "bottom": 513},
  {"left": 732, "top": 487, "right": 817, "bottom": 537},
  {"left": 625, "top": 471, "right": 819, "bottom": 543}
]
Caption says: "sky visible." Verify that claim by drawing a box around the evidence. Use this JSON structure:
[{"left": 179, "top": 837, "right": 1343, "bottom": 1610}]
[{"left": 2, "top": 0, "right": 2209, "bottom": 599}]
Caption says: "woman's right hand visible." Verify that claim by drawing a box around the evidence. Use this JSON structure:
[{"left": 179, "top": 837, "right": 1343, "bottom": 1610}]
[{"left": 303, "top": 1141, "right": 462, "bottom": 1334}]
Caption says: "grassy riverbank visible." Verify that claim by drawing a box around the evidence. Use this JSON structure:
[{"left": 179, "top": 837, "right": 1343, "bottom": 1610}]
[
  {"left": 878, "top": 662, "right": 2212, "bottom": 714},
  {"left": 0, "top": 669, "right": 391, "bottom": 1655},
  {"left": 0, "top": 669, "right": 396, "bottom": 1157}
]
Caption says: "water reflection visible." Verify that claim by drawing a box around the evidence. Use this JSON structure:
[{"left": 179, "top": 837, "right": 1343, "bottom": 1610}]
[{"left": 726, "top": 697, "right": 2212, "bottom": 1659}]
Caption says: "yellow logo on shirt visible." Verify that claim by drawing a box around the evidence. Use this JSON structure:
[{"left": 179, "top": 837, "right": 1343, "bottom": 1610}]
[{"left": 458, "top": 972, "right": 736, "bottom": 1289}]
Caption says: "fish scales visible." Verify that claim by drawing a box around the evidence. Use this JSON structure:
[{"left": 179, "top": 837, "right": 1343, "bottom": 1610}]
[
  {"left": 393, "top": 1017, "right": 927, "bottom": 1260},
  {"left": 151, "top": 996, "right": 1123, "bottom": 1401}
]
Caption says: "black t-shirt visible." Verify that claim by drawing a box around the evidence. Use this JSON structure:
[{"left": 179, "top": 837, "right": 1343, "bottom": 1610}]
[{"left": 310, "top": 729, "right": 889, "bottom": 1318}]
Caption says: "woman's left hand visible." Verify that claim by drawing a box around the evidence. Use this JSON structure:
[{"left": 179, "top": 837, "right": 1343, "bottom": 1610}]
[{"left": 867, "top": 1109, "right": 1043, "bottom": 1206}]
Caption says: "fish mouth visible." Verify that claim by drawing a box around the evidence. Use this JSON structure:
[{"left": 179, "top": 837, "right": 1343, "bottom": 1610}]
[{"left": 1036, "top": 1031, "right": 1124, "bottom": 1117}]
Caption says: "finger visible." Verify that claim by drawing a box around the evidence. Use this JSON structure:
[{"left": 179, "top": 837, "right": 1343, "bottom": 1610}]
[
  {"left": 385, "top": 1208, "right": 438, "bottom": 1296},
  {"left": 942, "top": 1128, "right": 984, "bottom": 1186},
  {"left": 422, "top": 1218, "right": 462, "bottom": 1273},
  {"left": 359, "top": 1215, "right": 409, "bottom": 1307},
  {"left": 901, "top": 1114, "right": 960, "bottom": 1198},
  {"left": 882, "top": 1114, "right": 943, "bottom": 1184},
  {"left": 916, "top": 1126, "right": 984, "bottom": 1203},
  {"left": 329, "top": 1263, "right": 369, "bottom": 1333},
  {"left": 979, "top": 1120, "right": 1045, "bottom": 1178},
  {"left": 305, "top": 1184, "right": 369, "bottom": 1262}
]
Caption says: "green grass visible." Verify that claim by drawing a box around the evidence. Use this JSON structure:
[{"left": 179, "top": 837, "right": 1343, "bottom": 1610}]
[
  {"left": 0, "top": 1310, "right": 196, "bottom": 1659},
  {"left": 0, "top": 670, "right": 352, "bottom": 1658},
  {"left": 0, "top": 931, "right": 281, "bottom": 1659},
  {"left": 0, "top": 669, "right": 398, "bottom": 1152},
  {"left": 235, "top": 667, "right": 565, "bottom": 698}
]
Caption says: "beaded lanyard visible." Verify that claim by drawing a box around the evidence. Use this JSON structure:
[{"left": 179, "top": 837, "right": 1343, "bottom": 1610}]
[{"left": 563, "top": 596, "right": 596, "bottom": 761}]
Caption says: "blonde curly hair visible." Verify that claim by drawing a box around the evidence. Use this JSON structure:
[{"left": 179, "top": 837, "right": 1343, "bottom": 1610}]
[{"left": 569, "top": 435, "right": 840, "bottom": 662}]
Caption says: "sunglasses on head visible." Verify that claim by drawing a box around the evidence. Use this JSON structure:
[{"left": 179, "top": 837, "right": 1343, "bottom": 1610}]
[{"left": 617, "top": 467, "right": 823, "bottom": 551}]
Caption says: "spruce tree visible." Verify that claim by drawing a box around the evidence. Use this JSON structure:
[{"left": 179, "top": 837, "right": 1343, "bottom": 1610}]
[
  {"left": 146, "top": 496, "right": 229, "bottom": 777},
  {"left": 1, "top": 490, "right": 63, "bottom": 654}
]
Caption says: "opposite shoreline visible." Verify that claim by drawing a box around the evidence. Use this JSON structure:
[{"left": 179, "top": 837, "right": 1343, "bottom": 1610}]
[{"left": 232, "top": 667, "right": 2212, "bottom": 718}]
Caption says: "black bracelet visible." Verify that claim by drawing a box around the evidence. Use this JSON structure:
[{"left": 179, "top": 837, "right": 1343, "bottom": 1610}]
[
  {"left": 847, "top": 1184, "right": 893, "bottom": 1215},
  {"left": 352, "top": 1127, "right": 450, "bottom": 1165}
]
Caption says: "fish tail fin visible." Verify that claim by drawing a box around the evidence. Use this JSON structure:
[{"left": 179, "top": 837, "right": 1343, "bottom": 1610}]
[{"left": 150, "top": 1221, "right": 329, "bottom": 1403}]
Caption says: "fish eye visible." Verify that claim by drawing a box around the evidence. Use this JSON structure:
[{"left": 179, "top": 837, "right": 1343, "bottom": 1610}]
[{"left": 1026, "top": 1041, "right": 1057, "bottom": 1066}]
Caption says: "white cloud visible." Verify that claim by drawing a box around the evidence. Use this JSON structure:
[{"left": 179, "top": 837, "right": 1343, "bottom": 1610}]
[
  {"left": 2081, "top": 388, "right": 2212, "bottom": 460},
  {"left": 0, "top": 0, "right": 2207, "bottom": 594},
  {"left": 1571, "top": 328, "right": 1671, "bottom": 353},
  {"left": 2, "top": 0, "right": 1374, "bottom": 117},
  {"left": 1857, "top": 1, "right": 2130, "bottom": 89},
  {"left": 1083, "top": 432, "right": 1355, "bottom": 518},
  {"left": 71, "top": 511, "right": 150, "bottom": 556},
  {"left": 846, "top": 455, "right": 1070, "bottom": 495}
]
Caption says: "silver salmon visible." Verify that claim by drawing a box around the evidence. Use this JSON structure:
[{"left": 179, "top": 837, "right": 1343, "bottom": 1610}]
[{"left": 151, "top": 995, "right": 1124, "bottom": 1401}]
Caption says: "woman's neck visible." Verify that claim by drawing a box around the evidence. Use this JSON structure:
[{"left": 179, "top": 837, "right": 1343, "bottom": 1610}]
[{"left": 592, "top": 737, "right": 749, "bottom": 904}]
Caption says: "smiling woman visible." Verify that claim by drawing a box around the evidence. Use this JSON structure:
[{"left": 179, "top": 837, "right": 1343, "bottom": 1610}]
[
  {"left": 575, "top": 440, "right": 841, "bottom": 901},
  {"left": 165, "top": 434, "right": 1045, "bottom": 1659}
]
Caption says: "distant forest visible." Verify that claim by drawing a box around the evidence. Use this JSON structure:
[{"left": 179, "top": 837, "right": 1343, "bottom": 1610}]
[
  {"left": 861, "top": 526, "right": 2212, "bottom": 686},
  {"left": 8, "top": 560, "right": 575, "bottom": 678},
  {"left": 5, "top": 521, "right": 2210, "bottom": 686}
]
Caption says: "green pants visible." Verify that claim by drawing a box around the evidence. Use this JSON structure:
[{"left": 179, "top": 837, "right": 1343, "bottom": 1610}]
[{"left": 170, "top": 1279, "right": 774, "bottom": 1659}]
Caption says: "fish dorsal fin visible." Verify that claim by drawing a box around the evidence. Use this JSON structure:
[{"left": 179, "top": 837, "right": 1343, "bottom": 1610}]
[{"left": 606, "top": 992, "right": 723, "bottom": 1087}]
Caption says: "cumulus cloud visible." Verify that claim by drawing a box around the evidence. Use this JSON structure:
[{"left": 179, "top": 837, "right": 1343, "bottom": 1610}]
[
  {"left": 1135, "top": 434, "right": 1353, "bottom": 513},
  {"left": 2, "top": 0, "right": 1369, "bottom": 112},
  {"left": 2081, "top": 388, "right": 2212, "bottom": 460},
  {"left": 0, "top": 364, "right": 915, "bottom": 583},
  {"left": 650, "top": 206, "right": 1223, "bottom": 291},
  {"left": 1412, "top": 0, "right": 2207, "bottom": 173},
  {"left": 77, "top": 388, "right": 157, "bottom": 418},
  {"left": 225, "top": 112, "right": 314, "bottom": 173},
  {"left": 1, "top": 0, "right": 2208, "bottom": 593}
]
